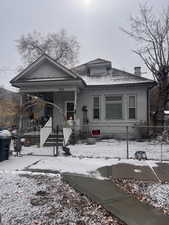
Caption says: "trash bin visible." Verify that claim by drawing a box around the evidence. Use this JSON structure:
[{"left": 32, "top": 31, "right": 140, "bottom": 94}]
[{"left": 0, "top": 130, "right": 11, "bottom": 162}]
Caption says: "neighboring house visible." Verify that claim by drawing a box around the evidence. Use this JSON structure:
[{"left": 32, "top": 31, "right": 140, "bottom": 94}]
[
  {"left": 0, "top": 87, "right": 19, "bottom": 128},
  {"left": 10, "top": 54, "right": 155, "bottom": 138}
]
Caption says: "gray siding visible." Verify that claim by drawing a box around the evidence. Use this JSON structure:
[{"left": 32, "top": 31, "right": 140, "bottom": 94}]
[
  {"left": 76, "top": 86, "right": 148, "bottom": 137},
  {"left": 45, "top": 85, "right": 148, "bottom": 138}
]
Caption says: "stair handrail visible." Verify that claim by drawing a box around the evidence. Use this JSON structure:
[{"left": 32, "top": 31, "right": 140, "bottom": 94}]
[{"left": 40, "top": 117, "right": 52, "bottom": 147}]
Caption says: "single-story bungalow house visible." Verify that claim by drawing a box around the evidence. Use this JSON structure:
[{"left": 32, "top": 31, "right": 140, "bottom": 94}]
[{"left": 10, "top": 54, "right": 155, "bottom": 142}]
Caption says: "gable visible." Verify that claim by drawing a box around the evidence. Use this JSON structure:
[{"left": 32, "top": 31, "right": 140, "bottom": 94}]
[
  {"left": 11, "top": 54, "right": 80, "bottom": 84},
  {"left": 23, "top": 60, "right": 72, "bottom": 81}
]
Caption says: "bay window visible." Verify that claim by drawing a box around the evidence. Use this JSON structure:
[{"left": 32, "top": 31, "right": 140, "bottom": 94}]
[{"left": 105, "top": 96, "right": 123, "bottom": 119}]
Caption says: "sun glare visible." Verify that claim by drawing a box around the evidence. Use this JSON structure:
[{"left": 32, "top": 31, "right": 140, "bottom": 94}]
[{"left": 83, "top": 0, "right": 92, "bottom": 6}]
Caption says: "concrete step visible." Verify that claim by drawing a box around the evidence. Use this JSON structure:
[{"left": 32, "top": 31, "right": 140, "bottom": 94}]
[
  {"left": 44, "top": 128, "right": 64, "bottom": 147},
  {"left": 47, "top": 138, "right": 63, "bottom": 142},
  {"left": 44, "top": 142, "right": 63, "bottom": 147}
]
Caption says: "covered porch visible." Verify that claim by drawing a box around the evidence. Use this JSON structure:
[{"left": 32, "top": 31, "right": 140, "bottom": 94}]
[
  {"left": 10, "top": 54, "right": 86, "bottom": 146},
  {"left": 20, "top": 88, "right": 79, "bottom": 134}
]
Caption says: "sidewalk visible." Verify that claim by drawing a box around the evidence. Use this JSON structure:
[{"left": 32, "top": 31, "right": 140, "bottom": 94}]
[
  {"left": 63, "top": 174, "right": 169, "bottom": 225},
  {"left": 98, "top": 162, "right": 169, "bottom": 183}
]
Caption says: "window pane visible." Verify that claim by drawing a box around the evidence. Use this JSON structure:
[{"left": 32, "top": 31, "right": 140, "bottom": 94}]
[
  {"left": 93, "top": 96, "right": 100, "bottom": 120},
  {"left": 94, "top": 97, "right": 99, "bottom": 108},
  {"left": 106, "top": 103, "right": 122, "bottom": 119},
  {"left": 94, "top": 109, "right": 100, "bottom": 119},
  {"left": 106, "top": 96, "right": 122, "bottom": 102},
  {"left": 129, "top": 108, "right": 136, "bottom": 119},
  {"left": 129, "top": 96, "right": 135, "bottom": 108},
  {"left": 67, "top": 102, "right": 74, "bottom": 111}
]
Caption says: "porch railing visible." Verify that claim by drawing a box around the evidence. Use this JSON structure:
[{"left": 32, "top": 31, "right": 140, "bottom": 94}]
[
  {"left": 40, "top": 117, "right": 52, "bottom": 147},
  {"left": 22, "top": 118, "right": 41, "bottom": 133}
]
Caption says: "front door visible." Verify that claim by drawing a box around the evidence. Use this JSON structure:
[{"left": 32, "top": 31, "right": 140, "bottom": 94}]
[{"left": 65, "top": 101, "right": 74, "bottom": 120}]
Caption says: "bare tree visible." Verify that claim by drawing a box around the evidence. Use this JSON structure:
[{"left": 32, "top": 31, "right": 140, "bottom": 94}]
[
  {"left": 16, "top": 29, "right": 80, "bottom": 67},
  {"left": 122, "top": 3, "right": 169, "bottom": 125}
]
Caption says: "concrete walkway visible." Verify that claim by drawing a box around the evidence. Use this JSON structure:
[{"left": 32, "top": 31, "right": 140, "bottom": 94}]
[{"left": 63, "top": 174, "right": 169, "bottom": 225}]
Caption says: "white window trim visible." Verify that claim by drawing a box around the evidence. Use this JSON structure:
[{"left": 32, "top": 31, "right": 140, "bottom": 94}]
[
  {"left": 104, "top": 94, "right": 124, "bottom": 120},
  {"left": 128, "top": 95, "right": 137, "bottom": 120},
  {"left": 92, "top": 96, "right": 101, "bottom": 121}
]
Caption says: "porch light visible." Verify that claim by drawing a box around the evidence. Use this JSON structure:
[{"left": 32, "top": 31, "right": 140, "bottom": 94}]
[{"left": 82, "top": 105, "right": 88, "bottom": 112}]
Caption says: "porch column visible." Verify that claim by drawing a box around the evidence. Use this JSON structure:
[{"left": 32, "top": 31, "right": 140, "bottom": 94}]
[
  {"left": 19, "top": 93, "right": 23, "bottom": 133},
  {"left": 74, "top": 89, "right": 78, "bottom": 121}
]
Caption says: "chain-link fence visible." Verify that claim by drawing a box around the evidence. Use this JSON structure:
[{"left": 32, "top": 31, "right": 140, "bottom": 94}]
[{"left": 77, "top": 125, "right": 169, "bottom": 161}]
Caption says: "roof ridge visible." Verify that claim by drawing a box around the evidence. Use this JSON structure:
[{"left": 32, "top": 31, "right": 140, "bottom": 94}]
[{"left": 72, "top": 58, "right": 111, "bottom": 70}]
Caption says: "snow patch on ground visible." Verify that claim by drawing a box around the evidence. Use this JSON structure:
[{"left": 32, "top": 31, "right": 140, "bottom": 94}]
[
  {"left": 0, "top": 172, "right": 47, "bottom": 225},
  {"left": 0, "top": 155, "right": 51, "bottom": 172},
  {"left": 29, "top": 157, "right": 158, "bottom": 177},
  {"left": 70, "top": 140, "right": 169, "bottom": 161},
  {"left": 21, "top": 139, "right": 169, "bottom": 161},
  {"left": 0, "top": 172, "right": 124, "bottom": 225},
  {"left": 147, "top": 183, "right": 169, "bottom": 211}
]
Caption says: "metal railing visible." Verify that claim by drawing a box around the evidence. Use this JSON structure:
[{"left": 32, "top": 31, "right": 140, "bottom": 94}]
[{"left": 40, "top": 117, "right": 52, "bottom": 147}]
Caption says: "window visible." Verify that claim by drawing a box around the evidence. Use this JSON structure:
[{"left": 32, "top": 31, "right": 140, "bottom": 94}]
[
  {"left": 93, "top": 96, "right": 100, "bottom": 120},
  {"left": 128, "top": 96, "right": 136, "bottom": 119},
  {"left": 105, "top": 96, "right": 122, "bottom": 119},
  {"left": 66, "top": 102, "right": 74, "bottom": 120}
]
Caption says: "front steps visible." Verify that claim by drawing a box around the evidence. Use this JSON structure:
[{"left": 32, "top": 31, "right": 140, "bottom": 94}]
[{"left": 44, "top": 131, "right": 64, "bottom": 147}]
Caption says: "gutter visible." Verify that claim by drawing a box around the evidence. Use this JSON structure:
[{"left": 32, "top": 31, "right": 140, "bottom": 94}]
[{"left": 84, "top": 81, "right": 156, "bottom": 89}]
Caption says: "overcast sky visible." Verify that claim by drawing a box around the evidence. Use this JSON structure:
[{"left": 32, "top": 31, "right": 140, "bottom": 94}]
[{"left": 0, "top": 0, "right": 168, "bottom": 91}]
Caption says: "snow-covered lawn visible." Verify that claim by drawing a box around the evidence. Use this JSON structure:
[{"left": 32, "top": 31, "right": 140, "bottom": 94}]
[
  {"left": 0, "top": 155, "right": 50, "bottom": 172},
  {"left": 0, "top": 171, "right": 123, "bottom": 225},
  {"left": 71, "top": 139, "right": 169, "bottom": 161},
  {"left": 29, "top": 157, "right": 158, "bottom": 177},
  {"left": 0, "top": 140, "right": 168, "bottom": 219},
  {"left": 22, "top": 139, "right": 169, "bottom": 161},
  {"left": 1, "top": 140, "right": 160, "bottom": 177},
  {"left": 18, "top": 139, "right": 166, "bottom": 178},
  {"left": 147, "top": 183, "right": 169, "bottom": 213}
]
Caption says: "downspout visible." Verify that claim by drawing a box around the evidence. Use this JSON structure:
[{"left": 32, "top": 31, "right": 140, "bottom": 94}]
[
  {"left": 19, "top": 93, "right": 23, "bottom": 134},
  {"left": 74, "top": 89, "right": 77, "bottom": 121}
]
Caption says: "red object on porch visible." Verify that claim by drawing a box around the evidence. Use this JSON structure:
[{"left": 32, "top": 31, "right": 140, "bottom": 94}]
[{"left": 91, "top": 129, "right": 101, "bottom": 136}]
